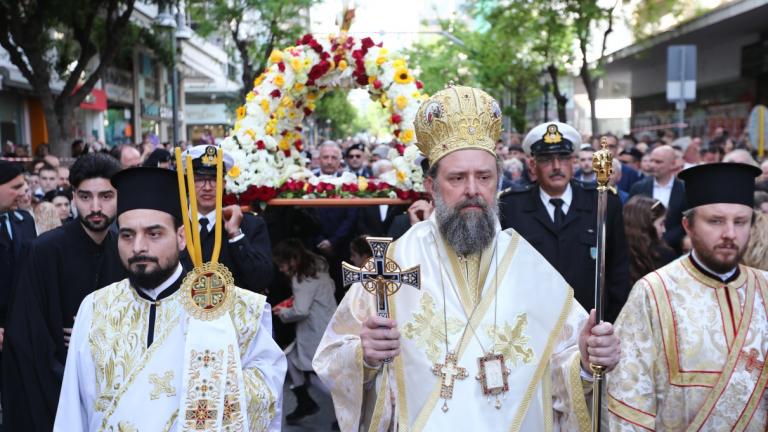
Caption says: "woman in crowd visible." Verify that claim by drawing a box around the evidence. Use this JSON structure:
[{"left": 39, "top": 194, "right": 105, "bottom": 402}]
[
  {"left": 43, "top": 187, "right": 72, "bottom": 223},
  {"left": 623, "top": 195, "right": 678, "bottom": 283},
  {"left": 272, "top": 238, "right": 337, "bottom": 424},
  {"left": 33, "top": 202, "right": 62, "bottom": 234},
  {"left": 743, "top": 204, "right": 768, "bottom": 270}
]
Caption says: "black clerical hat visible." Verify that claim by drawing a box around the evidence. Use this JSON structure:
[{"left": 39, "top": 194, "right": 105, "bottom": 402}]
[
  {"left": 678, "top": 162, "right": 761, "bottom": 210},
  {"left": 111, "top": 167, "right": 182, "bottom": 221},
  {"left": 0, "top": 160, "right": 23, "bottom": 185}
]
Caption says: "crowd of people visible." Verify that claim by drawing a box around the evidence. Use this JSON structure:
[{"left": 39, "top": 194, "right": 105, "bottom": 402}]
[{"left": 0, "top": 85, "right": 767, "bottom": 431}]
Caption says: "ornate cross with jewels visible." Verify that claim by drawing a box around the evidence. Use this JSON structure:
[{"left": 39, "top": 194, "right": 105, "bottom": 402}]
[
  {"left": 341, "top": 237, "right": 421, "bottom": 363},
  {"left": 149, "top": 371, "right": 176, "bottom": 400},
  {"left": 744, "top": 348, "right": 764, "bottom": 373},
  {"left": 432, "top": 351, "right": 468, "bottom": 412}
]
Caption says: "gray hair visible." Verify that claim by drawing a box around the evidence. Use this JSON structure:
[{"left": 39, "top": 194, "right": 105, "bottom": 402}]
[
  {"left": 371, "top": 159, "right": 393, "bottom": 177},
  {"left": 503, "top": 158, "right": 523, "bottom": 175}
]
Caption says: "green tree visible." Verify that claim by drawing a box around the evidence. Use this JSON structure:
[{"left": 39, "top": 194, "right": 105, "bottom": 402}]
[
  {"left": 629, "top": 0, "right": 716, "bottom": 40},
  {"left": 314, "top": 90, "right": 358, "bottom": 140},
  {"left": 0, "top": 0, "right": 151, "bottom": 156},
  {"left": 403, "top": 31, "right": 477, "bottom": 96},
  {"left": 188, "top": 0, "right": 315, "bottom": 100}
]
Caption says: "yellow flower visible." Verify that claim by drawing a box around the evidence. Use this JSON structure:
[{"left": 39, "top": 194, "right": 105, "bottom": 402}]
[
  {"left": 380, "top": 48, "right": 389, "bottom": 56},
  {"left": 233, "top": 121, "right": 241, "bottom": 132},
  {"left": 274, "top": 75, "right": 285, "bottom": 88},
  {"left": 254, "top": 73, "right": 266, "bottom": 87},
  {"left": 288, "top": 110, "right": 297, "bottom": 119},
  {"left": 275, "top": 107, "right": 285, "bottom": 119},
  {"left": 412, "top": 91, "right": 421, "bottom": 98},
  {"left": 392, "top": 59, "right": 406, "bottom": 70},
  {"left": 278, "top": 137, "right": 291, "bottom": 151},
  {"left": 304, "top": 58, "right": 312, "bottom": 67},
  {"left": 281, "top": 96, "right": 293, "bottom": 107},
  {"left": 394, "top": 68, "right": 414, "bottom": 84},
  {"left": 260, "top": 99, "right": 270, "bottom": 113},
  {"left": 396, "top": 95, "right": 408, "bottom": 110},
  {"left": 401, "top": 129, "right": 415, "bottom": 143},
  {"left": 303, "top": 182, "right": 310, "bottom": 192},
  {"left": 291, "top": 58, "right": 303, "bottom": 72},
  {"left": 245, "top": 129, "right": 256, "bottom": 140},
  {"left": 294, "top": 82, "right": 305, "bottom": 92},
  {"left": 246, "top": 91, "right": 256, "bottom": 102},
  {"left": 269, "top": 49, "right": 284, "bottom": 64},
  {"left": 227, "top": 165, "right": 241, "bottom": 179},
  {"left": 307, "top": 102, "right": 316, "bottom": 111},
  {"left": 236, "top": 105, "right": 246, "bottom": 120},
  {"left": 376, "top": 56, "right": 387, "bottom": 66},
  {"left": 396, "top": 170, "right": 407, "bottom": 183},
  {"left": 338, "top": 59, "right": 348, "bottom": 70},
  {"left": 358, "top": 176, "right": 369, "bottom": 192},
  {"left": 368, "top": 75, "right": 377, "bottom": 85},
  {"left": 307, "top": 93, "right": 317, "bottom": 102},
  {"left": 265, "top": 119, "right": 277, "bottom": 135}
]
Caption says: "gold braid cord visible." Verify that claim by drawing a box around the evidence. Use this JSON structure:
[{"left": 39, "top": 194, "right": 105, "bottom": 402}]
[{"left": 175, "top": 147, "right": 235, "bottom": 321}]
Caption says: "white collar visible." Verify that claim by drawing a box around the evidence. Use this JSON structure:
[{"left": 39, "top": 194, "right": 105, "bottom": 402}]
[
  {"left": 539, "top": 183, "right": 573, "bottom": 206},
  {"left": 139, "top": 264, "right": 183, "bottom": 300},
  {"left": 653, "top": 177, "right": 674, "bottom": 189},
  {"left": 690, "top": 250, "right": 737, "bottom": 282},
  {"left": 198, "top": 209, "right": 217, "bottom": 227}
]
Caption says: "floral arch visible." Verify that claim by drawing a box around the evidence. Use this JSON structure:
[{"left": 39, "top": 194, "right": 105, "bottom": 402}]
[{"left": 220, "top": 33, "right": 426, "bottom": 206}]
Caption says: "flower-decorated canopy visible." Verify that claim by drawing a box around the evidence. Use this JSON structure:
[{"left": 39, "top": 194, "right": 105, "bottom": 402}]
[{"left": 220, "top": 32, "right": 427, "bottom": 206}]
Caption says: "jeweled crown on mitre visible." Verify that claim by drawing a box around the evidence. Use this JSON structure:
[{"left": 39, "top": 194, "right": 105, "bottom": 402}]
[{"left": 414, "top": 85, "right": 502, "bottom": 164}]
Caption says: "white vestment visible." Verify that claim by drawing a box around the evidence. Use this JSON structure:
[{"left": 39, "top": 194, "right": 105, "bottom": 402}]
[
  {"left": 313, "top": 215, "right": 593, "bottom": 432},
  {"left": 54, "top": 276, "right": 287, "bottom": 431}
]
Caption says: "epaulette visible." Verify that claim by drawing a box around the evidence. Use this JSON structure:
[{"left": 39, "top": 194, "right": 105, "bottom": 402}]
[{"left": 498, "top": 183, "right": 533, "bottom": 199}]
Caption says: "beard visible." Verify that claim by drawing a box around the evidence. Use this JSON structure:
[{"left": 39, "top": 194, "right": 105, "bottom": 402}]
[
  {"left": 126, "top": 254, "right": 179, "bottom": 289},
  {"left": 78, "top": 211, "right": 115, "bottom": 232},
  {"left": 690, "top": 234, "right": 747, "bottom": 274},
  {"left": 433, "top": 185, "right": 498, "bottom": 257}
]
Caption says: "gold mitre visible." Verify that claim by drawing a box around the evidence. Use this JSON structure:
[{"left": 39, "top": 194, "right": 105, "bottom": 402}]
[{"left": 414, "top": 85, "right": 502, "bottom": 163}]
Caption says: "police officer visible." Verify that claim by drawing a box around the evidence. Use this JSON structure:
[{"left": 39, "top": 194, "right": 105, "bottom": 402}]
[
  {"left": 499, "top": 122, "right": 630, "bottom": 323},
  {"left": 180, "top": 145, "right": 273, "bottom": 293}
]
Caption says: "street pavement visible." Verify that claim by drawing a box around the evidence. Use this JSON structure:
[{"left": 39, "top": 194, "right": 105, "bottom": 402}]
[{"left": 282, "top": 380, "right": 338, "bottom": 431}]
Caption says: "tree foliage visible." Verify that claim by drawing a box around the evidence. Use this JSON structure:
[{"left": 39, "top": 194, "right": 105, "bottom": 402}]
[
  {"left": 188, "top": 0, "right": 315, "bottom": 100},
  {"left": 0, "top": 0, "right": 146, "bottom": 156},
  {"left": 314, "top": 90, "right": 358, "bottom": 140},
  {"left": 629, "top": 0, "right": 713, "bottom": 40}
]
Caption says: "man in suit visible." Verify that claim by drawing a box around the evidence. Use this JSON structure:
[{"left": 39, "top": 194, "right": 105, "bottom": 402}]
[
  {"left": 180, "top": 145, "right": 273, "bottom": 293},
  {"left": 0, "top": 160, "right": 36, "bottom": 340},
  {"left": 499, "top": 122, "right": 631, "bottom": 323},
  {"left": 344, "top": 143, "right": 373, "bottom": 178},
  {"left": 603, "top": 134, "right": 643, "bottom": 193},
  {"left": 629, "top": 144, "right": 686, "bottom": 251}
]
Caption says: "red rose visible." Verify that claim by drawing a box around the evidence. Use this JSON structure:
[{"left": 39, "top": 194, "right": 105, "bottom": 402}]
[
  {"left": 361, "top": 37, "right": 375, "bottom": 49},
  {"left": 416, "top": 80, "right": 424, "bottom": 90},
  {"left": 223, "top": 194, "right": 238, "bottom": 206},
  {"left": 393, "top": 129, "right": 401, "bottom": 137},
  {"left": 294, "top": 139, "right": 303, "bottom": 151},
  {"left": 391, "top": 113, "right": 402, "bottom": 124},
  {"left": 256, "top": 140, "right": 266, "bottom": 150},
  {"left": 395, "top": 143, "right": 405, "bottom": 155},
  {"left": 300, "top": 34, "right": 313, "bottom": 45},
  {"left": 373, "top": 79, "right": 382, "bottom": 89},
  {"left": 270, "top": 89, "right": 281, "bottom": 98},
  {"left": 325, "top": 183, "right": 335, "bottom": 192},
  {"left": 283, "top": 149, "right": 291, "bottom": 157},
  {"left": 303, "top": 107, "right": 313, "bottom": 116},
  {"left": 277, "top": 62, "right": 286, "bottom": 72}
]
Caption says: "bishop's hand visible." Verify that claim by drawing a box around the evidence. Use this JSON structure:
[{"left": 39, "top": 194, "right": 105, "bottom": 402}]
[
  {"left": 578, "top": 309, "right": 620, "bottom": 373},
  {"left": 361, "top": 315, "right": 401, "bottom": 368}
]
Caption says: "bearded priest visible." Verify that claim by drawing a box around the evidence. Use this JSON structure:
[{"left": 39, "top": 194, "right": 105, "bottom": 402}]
[
  {"left": 606, "top": 163, "right": 768, "bottom": 431},
  {"left": 313, "top": 85, "right": 620, "bottom": 431},
  {"left": 54, "top": 167, "right": 286, "bottom": 431}
]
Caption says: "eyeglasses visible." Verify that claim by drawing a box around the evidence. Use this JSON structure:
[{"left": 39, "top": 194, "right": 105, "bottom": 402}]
[
  {"left": 347, "top": 154, "right": 363, "bottom": 159},
  {"left": 193, "top": 176, "right": 217, "bottom": 187},
  {"left": 535, "top": 154, "right": 572, "bottom": 165}
]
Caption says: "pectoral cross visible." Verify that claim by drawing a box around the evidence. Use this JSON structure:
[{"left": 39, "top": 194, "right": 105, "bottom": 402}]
[
  {"left": 341, "top": 237, "right": 421, "bottom": 363},
  {"left": 432, "top": 351, "right": 468, "bottom": 412},
  {"left": 191, "top": 273, "right": 226, "bottom": 310}
]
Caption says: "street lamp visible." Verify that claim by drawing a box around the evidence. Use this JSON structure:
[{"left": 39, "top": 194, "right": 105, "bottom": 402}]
[{"left": 154, "top": 2, "right": 191, "bottom": 148}]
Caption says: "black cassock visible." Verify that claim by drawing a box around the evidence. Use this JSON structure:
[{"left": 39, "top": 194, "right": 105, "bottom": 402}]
[{"left": 2, "top": 220, "right": 126, "bottom": 432}]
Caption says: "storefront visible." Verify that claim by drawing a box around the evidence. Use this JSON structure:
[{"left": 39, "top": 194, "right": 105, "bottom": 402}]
[{"left": 185, "top": 103, "right": 232, "bottom": 145}]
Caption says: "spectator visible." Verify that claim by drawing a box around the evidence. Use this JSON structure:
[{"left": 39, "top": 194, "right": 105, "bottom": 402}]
[
  {"left": 370, "top": 145, "right": 390, "bottom": 163},
  {"left": 742, "top": 210, "right": 768, "bottom": 270},
  {"left": 722, "top": 148, "right": 759, "bottom": 166},
  {"left": 312, "top": 141, "right": 343, "bottom": 177},
  {"left": 348, "top": 234, "right": 373, "bottom": 267},
  {"left": 629, "top": 145, "right": 687, "bottom": 252},
  {"left": 38, "top": 164, "right": 59, "bottom": 193},
  {"left": 623, "top": 195, "right": 678, "bottom": 283},
  {"left": 57, "top": 166, "right": 70, "bottom": 188},
  {"left": 272, "top": 239, "right": 337, "bottom": 424},
  {"left": 755, "top": 191, "right": 768, "bottom": 214},
  {"left": 611, "top": 159, "right": 629, "bottom": 205},
  {"left": 344, "top": 143, "right": 372, "bottom": 177},
  {"left": 502, "top": 157, "right": 524, "bottom": 182},
  {"left": 110, "top": 144, "right": 141, "bottom": 168},
  {"left": 142, "top": 148, "right": 173, "bottom": 168},
  {"left": 574, "top": 146, "right": 596, "bottom": 184},
  {"left": 618, "top": 148, "right": 643, "bottom": 172},
  {"left": 371, "top": 159, "right": 393, "bottom": 178},
  {"left": 639, "top": 152, "right": 653, "bottom": 175},
  {"left": 603, "top": 133, "right": 643, "bottom": 193},
  {"left": 13, "top": 181, "right": 33, "bottom": 213},
  {"left": 33, "top": 202, "right": 62, "bottom": 234},
  {"left": 701, "top": 145, "right": 724, "bottom": 164},
  {"left": 71, "top": 140, "right": 86, "bottom": 157},
  {"left": 495, "top": 140, "right": 509, "bottom": 160},
  {"left": 43, "top": 187, "right": 73, "bottom": 223}
]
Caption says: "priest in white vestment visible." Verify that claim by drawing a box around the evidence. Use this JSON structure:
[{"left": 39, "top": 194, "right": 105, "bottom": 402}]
[
  {"left": 313, "top": 86, "right": 621, "bottom": 432},
  {"left": 54, "top": 167, "right": 286, "bottom": 431},
  {"left": 607, "top": 162, "right": 768, "bottom": 431}
]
